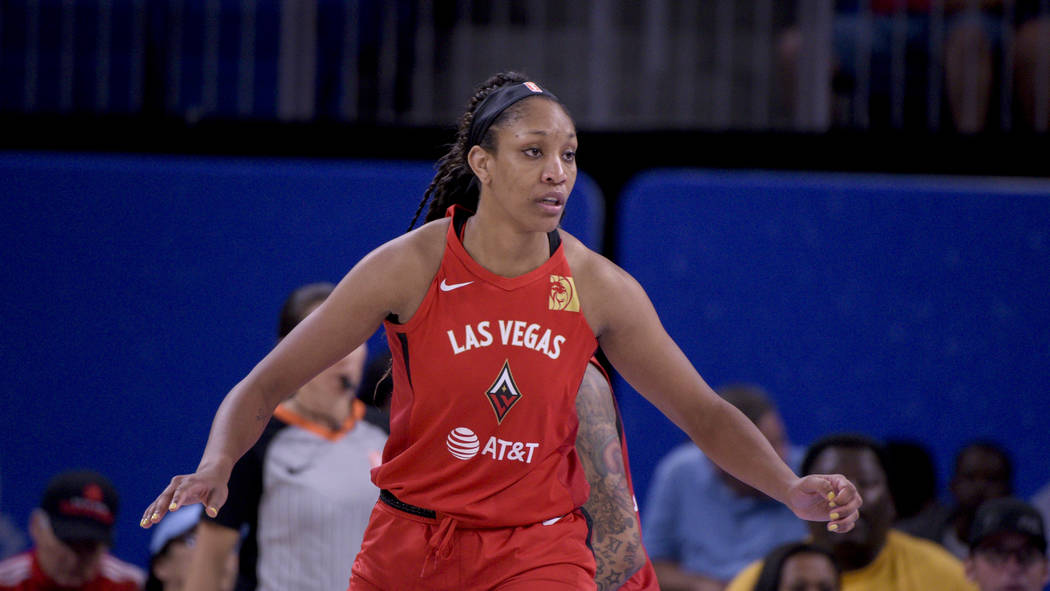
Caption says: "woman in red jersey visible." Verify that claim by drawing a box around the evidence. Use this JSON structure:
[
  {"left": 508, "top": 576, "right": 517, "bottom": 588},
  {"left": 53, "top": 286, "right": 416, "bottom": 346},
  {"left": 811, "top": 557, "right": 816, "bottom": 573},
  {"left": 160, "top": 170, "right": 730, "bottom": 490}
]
[{"left": 141, "top": 72, "right": 862, "bottom": 591}]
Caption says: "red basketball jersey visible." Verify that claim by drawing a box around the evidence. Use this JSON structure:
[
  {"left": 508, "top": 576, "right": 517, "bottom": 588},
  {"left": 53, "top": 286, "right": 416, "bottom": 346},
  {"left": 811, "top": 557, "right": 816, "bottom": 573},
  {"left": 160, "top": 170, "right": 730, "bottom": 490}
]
[{"left": 373, "top": 207, "right": 598, "bottom": 527}]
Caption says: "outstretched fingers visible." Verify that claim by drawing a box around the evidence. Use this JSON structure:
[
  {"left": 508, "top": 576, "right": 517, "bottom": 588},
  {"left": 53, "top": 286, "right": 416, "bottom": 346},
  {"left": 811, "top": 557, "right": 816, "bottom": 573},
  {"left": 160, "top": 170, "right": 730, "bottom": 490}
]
[
  {"left": 140, "top": 476, "right": 181, "bottom": 529},
  {"left": 140, "top": 474, "right": 222, "bottom": 528}
]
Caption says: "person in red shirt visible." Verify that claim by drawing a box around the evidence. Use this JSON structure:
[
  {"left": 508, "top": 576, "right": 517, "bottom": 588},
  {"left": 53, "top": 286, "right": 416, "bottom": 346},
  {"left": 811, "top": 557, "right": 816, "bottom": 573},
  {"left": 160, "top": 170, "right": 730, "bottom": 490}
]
[
  {"left": 0, "top": 470, "right": 144, "bottom": 591},
  {"left": 141, "top": 72, "right": 862, "bottom": 590}
]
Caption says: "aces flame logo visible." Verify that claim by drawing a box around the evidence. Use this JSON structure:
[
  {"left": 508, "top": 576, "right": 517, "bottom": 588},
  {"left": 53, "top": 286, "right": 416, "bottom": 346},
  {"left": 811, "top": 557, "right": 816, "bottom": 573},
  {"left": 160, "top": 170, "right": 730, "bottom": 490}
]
[{"left": 548, "top": 275, "right": 580, "bottom": 312}]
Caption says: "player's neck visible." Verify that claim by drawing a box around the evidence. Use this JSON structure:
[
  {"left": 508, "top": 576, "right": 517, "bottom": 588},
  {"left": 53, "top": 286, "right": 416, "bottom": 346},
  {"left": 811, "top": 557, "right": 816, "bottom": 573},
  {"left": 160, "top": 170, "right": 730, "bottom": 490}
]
[{"left": 460, "top": 211, "right": 551, "bottom": 278}]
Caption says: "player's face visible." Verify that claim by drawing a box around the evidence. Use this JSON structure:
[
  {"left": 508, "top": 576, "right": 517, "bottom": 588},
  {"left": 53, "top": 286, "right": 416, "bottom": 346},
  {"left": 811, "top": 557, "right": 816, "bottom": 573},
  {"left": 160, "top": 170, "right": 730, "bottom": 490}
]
[
  {"left": 482, "top": 98, "right": 577, "bottom": 233},
  {"left": 778, "top": 552, "right": 839, "bottom": 591},
  {"left": 966, "top": 533, "right": 1049, "bottom": 591}
]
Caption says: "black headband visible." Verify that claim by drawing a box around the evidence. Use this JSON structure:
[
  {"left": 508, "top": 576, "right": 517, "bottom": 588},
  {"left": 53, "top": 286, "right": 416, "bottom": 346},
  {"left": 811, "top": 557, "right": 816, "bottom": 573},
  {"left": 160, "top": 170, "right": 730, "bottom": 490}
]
[{"left": 467, "top": 81, "right": 559, "bottom": 149}]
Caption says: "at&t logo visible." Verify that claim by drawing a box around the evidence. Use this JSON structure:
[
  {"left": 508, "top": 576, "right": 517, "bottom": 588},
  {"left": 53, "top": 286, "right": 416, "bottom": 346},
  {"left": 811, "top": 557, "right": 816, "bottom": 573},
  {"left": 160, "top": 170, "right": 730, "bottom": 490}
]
[
  {"left": 446, "top": 427, "right": 480, "bottom": 459},
  {"left": 446, "top": 427, "right": 539, "bottom": 464}
]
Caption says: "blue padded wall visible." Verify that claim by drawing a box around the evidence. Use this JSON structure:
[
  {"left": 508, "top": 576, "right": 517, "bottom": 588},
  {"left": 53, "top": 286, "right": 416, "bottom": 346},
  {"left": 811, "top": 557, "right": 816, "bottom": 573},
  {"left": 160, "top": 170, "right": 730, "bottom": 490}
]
[{"left": 615, "top": 170, "right": 1050, "bottom": 517}]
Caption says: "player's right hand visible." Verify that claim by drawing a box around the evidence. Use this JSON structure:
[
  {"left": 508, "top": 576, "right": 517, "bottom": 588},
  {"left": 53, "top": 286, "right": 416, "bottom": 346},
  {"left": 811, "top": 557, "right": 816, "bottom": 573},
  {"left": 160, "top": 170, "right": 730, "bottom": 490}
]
[{"left": 140, "top": 464, "right": 230, "bottom": 528}]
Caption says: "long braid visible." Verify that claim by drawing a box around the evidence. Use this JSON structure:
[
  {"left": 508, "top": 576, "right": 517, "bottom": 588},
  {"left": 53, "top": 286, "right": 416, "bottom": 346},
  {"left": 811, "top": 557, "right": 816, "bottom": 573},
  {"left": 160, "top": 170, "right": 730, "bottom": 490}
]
[{"left": 406, "top": 72, "right": 530, "bottom": 231}]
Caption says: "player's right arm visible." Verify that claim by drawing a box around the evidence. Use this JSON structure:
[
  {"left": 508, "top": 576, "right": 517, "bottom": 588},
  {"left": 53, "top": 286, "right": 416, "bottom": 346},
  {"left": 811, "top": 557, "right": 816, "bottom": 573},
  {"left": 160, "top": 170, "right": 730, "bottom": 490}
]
[{"left": 140, "top": 221, "right": 446, "bottom": 527}]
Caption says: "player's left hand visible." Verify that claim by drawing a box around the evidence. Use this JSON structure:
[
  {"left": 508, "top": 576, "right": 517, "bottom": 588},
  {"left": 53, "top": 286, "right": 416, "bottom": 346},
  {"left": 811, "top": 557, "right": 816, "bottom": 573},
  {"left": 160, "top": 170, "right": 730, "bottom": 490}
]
[{"left": 784, "top": 474, "right": 862, "bottom": 533}]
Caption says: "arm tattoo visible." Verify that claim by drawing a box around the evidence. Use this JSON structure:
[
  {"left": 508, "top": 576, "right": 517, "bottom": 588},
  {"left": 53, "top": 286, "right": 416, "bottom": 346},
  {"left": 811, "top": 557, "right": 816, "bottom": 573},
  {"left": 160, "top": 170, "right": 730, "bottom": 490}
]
[{"left": 577, "top": 365, "right": 645, "bottom": 591}]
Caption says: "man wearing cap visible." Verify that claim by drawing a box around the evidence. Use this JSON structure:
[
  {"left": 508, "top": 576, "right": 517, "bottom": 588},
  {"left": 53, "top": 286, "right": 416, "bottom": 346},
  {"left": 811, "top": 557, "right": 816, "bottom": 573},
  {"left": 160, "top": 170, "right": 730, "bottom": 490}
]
[
  {"left": 965, "top": 497, "right": 1050, "bottom": 591},
  {"left": 0, "top": 470, "right": 145, "bottom": 590}
]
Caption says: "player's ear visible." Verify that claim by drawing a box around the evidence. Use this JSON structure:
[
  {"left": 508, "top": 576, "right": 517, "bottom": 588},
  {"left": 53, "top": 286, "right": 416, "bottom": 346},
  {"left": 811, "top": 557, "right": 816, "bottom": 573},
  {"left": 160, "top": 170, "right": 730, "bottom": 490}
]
[{"left": 467, "top": 145, "right": 492, "bottom": 186}]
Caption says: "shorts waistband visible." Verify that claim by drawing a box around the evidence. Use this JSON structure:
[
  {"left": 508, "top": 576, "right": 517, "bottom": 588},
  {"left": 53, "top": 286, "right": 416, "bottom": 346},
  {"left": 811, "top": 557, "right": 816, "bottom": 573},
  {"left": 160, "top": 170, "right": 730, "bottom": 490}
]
[{"left": 380, "top": 489, "right": 437, "bottom": 519}]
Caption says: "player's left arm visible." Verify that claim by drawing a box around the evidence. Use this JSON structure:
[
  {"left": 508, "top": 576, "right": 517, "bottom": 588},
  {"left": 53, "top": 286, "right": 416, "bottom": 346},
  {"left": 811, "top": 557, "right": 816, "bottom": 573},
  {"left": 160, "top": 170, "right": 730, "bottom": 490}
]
[
  {"left": 576, "top": 363, "right": 646, "bottom": 591},
  {"left": 573, "top": 249, "right": 860, "bottom": 530}
]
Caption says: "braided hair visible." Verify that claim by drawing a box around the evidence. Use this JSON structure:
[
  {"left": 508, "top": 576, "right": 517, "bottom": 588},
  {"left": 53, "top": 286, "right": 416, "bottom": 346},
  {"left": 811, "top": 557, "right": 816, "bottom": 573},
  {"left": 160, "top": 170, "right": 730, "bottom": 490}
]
[{"left": 407, "top": 71, "right": 565, "bottom": 231}]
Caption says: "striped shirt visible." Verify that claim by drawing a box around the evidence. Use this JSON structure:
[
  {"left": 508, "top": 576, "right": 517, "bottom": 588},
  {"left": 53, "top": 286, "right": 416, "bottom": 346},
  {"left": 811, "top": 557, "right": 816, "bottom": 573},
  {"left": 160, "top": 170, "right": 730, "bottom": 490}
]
[{"left": 206, "top": 402, "right": 387, "bottom": 591}]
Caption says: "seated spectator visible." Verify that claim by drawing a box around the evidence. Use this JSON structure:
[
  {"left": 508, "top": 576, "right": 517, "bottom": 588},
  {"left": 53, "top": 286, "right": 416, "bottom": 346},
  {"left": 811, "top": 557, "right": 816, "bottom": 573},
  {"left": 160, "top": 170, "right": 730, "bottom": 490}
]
[
  {"left": 643, "top": 384, "right": 806, "bottom": 591},
  {"left": 145, "top": 505, "right": 235, "bottom": 591},
  {"left": 898, "top": 440, "right": 1013, "bottom": 559},
  {"left": 964, "top": 497, "right": 1049, "bottom": 591},
  {"left": 1013, "top": 7, "right": 1050, "bottom": 131},
  {"left": 883, "top": 439, "right": 939, "bottom": 524},
  {"left": 0, "top": 470, "right": 145, "bottom": 590},
  {"left": 1032, "top": 482, "right": 1050, "bottom": 544},
  {"left": 752, "top": 541, "right": 841, "bottom": 591},
  {"left": 727, "top": 433, "right": 977, "bottom": 591},
  {"left": 778, "top": 1, "right": 1050, "bottom": 132}
]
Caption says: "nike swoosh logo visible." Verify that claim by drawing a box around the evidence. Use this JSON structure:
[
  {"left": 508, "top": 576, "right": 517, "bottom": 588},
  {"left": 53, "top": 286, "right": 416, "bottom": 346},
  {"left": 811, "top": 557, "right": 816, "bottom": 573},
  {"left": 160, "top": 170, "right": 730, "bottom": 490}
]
[{"left": 440, "top": 279, "right": 474, "bottom": 292}]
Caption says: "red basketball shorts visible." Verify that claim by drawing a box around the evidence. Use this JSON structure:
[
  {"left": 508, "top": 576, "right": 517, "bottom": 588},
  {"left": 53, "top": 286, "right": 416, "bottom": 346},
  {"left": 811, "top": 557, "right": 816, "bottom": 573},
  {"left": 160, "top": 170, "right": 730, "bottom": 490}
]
[{"left": 348, "top": 499, "right": 597, "bottom": 590}]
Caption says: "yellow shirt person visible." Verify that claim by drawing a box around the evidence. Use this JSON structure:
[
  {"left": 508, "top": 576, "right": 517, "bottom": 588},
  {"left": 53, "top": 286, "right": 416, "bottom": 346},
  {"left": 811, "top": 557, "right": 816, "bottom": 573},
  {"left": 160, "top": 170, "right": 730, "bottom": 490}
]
[{"left": 727, "top": 530, "right": 977, "bottom": 591}]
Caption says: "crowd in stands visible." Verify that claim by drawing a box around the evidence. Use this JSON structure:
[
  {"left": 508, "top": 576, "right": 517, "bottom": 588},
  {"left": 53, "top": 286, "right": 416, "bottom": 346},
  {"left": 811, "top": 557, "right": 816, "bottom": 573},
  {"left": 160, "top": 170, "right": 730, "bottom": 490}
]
[{"left": 1, "top": 375, "right": 1047, "bottom": 590}]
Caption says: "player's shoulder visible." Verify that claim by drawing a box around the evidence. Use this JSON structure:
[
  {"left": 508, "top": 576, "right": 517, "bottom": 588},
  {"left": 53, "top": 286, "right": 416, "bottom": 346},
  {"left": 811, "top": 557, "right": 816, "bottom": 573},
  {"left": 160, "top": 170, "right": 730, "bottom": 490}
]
[
  {"left": 374, "top": 217, "right": 448, "bottom": 271},
  {"left": 560, "top": 229, "right": 629, "bottom": 288},
  {"left": 398, "top": 216, "right": 450, "bottom": 249}
]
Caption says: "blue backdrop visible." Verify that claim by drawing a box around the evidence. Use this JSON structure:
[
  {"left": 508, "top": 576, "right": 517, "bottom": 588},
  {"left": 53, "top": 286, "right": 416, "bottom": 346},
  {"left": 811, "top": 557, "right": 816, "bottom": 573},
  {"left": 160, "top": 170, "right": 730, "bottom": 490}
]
[
  {"left": 0, "top": 151, "right": 604, "bottom": 568},
  {"left": 615, "top": 170, "right": 1050, "bottom": 518},
  {"left": 3, "top": 155, "right": 1049, "bottom": 570}
]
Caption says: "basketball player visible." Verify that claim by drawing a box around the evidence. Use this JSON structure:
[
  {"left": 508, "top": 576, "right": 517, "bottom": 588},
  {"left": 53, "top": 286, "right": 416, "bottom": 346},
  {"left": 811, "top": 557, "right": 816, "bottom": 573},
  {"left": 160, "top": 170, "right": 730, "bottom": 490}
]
[{"left": 142, "top": 72, "right": 861, "bottom": 590}]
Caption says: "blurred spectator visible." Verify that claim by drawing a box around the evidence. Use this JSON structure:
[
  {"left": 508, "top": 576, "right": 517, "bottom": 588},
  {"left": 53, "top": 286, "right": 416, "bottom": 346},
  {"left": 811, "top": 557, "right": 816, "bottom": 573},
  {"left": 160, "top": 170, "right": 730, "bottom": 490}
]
[
  {"left": 778, "top": 0, "right": 1050, "bottom": 132},
  {"left": 964, "top": 497, "right": 1049, "bottom": 591},
  {"left": 726, "top": 433, "right": 977, "bottom": 591},
  {"left": 899, "top": 440, "right": 1013, "bottom": 559},
  {"left": 643, "top": 384, "right": 806, "bottom": 591},
  {"left": 0, "top": 470, "right": 145, "bottom": 590},
  {"left": 884, "top": 439, "right": 939, "bottom": 523},
  {"left": 1013, "top": 8, "right": 1050, "bottom": 131},
  {"left": 1033, "top": 482, "right": 1050, "bottom": 547},
  {"left": 752, "top": 541, "right": 841, "bottom": 591},
  {"left": 145, "top": 505, "right": 235, "bottom": 591},
  {"left": 183, "top": 282, "right": 387, "bottom": 591}
]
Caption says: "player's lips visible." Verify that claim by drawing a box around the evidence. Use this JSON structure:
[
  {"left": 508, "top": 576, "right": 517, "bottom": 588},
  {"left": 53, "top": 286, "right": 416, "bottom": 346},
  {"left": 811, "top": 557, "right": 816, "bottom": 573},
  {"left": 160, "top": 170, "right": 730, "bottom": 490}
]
[{"left": 536, "top": 192, "right": 565, "bottom": 214}]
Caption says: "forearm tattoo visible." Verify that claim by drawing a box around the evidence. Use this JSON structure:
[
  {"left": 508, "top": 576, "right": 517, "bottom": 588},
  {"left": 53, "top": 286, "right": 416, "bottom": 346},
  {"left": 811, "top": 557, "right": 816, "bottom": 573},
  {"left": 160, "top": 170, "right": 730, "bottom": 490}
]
[{"left": 576, "top": 368, "right": 643, "bottom": 591}]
